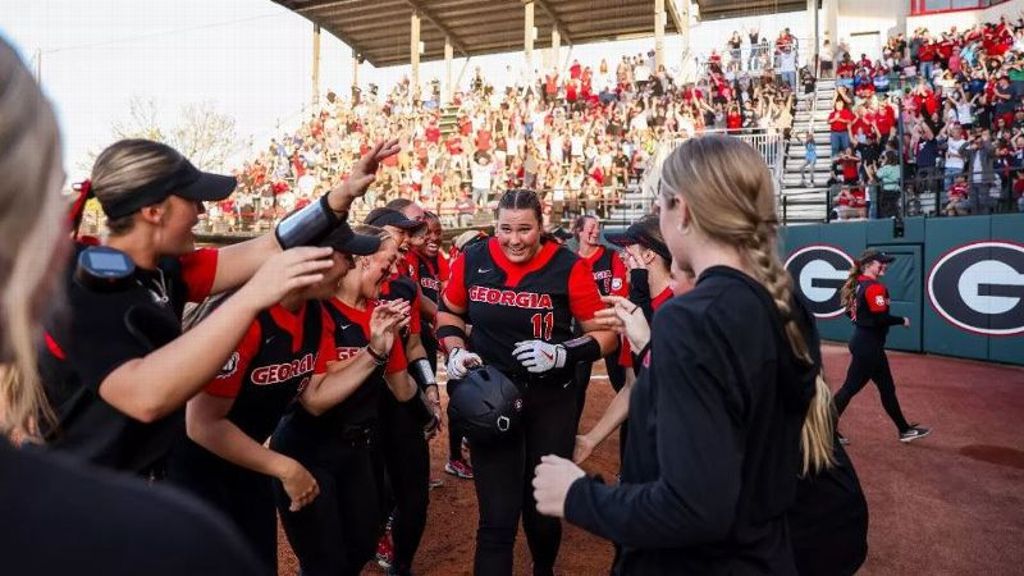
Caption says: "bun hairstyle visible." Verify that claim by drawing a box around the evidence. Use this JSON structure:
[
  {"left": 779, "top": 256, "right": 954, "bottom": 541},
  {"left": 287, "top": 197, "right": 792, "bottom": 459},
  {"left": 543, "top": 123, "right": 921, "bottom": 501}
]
[
  {"left": 0, "top": 40, "right": 64, "bottom": 440},
  {"left": 659, "top": 135, "right": 835, "bottom": 474}
]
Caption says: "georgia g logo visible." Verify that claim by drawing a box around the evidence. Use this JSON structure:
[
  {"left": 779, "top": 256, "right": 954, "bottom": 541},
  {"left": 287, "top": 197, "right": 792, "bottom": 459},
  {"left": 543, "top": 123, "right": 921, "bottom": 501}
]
[
  {"left": 784, "top": 245, "right": 855, "bottom": 318},
  {"left": 927, "top": 241, "right": 1024, "bottom": 336}
]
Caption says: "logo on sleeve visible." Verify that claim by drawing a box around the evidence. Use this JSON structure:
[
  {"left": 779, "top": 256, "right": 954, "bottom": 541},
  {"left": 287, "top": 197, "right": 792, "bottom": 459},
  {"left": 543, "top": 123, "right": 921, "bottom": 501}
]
[
  {"left": 785, "top": 245, "right": 855, "bottom": 318},
  {"left": 217, "top": 352, "right": 240, "bottom": 379},
  {"left": 874, "top": 295, "right": 886, "bottom": 308},
  {"left": 927, "top": 241, "right": 1024, "bottom": 336},
  {"left": 611, "top": 278, "right": 624, "bottom": 291}
]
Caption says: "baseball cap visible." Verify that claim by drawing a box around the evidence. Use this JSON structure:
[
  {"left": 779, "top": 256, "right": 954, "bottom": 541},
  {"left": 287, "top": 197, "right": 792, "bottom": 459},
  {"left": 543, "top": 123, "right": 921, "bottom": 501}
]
[
  {"left": 861, "top": 250, "right": 895, "bottom": 265},
  {"left": 606, "top": 218, "right": 672, "bottom": 264},
  {"left": 364, "top": 207, "right": 426, "bottom": 232},
  {"left": 100, "top": 159, "right": 236, "bottom": 219},
  {"left": 318, "top": 221, "right": 381, "bottom": 255}
]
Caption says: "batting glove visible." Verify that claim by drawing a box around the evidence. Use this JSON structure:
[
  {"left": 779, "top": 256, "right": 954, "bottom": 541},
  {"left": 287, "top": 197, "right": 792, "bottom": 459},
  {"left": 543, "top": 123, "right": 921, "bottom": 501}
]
[
  {"left": 512, "top": 340, "right": 567, "bottom": 374},
  {"left": 446, "top": 347, "right": 482, "bottom": 380}
]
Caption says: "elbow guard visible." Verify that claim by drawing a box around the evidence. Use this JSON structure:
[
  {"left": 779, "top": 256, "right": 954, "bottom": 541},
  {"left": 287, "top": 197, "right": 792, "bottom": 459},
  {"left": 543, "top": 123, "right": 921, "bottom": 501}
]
[
  {"left": 275, "top": 195, "right": 339, "bottom": 249},
  {"left": 409, "top": 357, "right": 438, "bottom": 392}
]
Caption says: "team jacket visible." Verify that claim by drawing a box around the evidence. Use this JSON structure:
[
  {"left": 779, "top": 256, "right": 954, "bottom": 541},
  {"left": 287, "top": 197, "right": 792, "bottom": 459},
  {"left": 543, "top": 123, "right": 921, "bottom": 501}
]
[
  {"left": 565, "top": 266, "right": 821, "bottom": 575},
  {"left": 443, "top": 238, "right": 604, "bottom": 382},
  {"left": 848, "top": 275, "right": 904, "bottom": 336},
  {"left": 40, "top": 244, "right": 218, "bottom": 474}
]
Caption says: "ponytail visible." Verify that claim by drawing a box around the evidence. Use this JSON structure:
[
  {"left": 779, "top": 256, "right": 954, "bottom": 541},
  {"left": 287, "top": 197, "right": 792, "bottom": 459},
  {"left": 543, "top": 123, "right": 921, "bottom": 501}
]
[{"left": 840, "top": 259, "right": 864, "bottom": 312}]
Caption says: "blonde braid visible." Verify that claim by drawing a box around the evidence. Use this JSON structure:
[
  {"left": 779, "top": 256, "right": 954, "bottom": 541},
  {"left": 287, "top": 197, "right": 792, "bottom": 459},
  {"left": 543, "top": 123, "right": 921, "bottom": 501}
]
[{"left": 745, "top": 221, "right": 835, "bottom": 475}]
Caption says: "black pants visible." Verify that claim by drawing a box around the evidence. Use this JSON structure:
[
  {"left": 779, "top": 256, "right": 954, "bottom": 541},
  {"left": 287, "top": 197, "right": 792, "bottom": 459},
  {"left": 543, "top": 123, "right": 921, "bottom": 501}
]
[
  {"left": 378, "top": 399, "right": 431, "bottom": 574},
  {"left": 272, "top": 419, "right": 386, "bottom": 576},
  {"left": 834, "top": 331, "right": 911, "bottom": 434},
  {"left": 459, "top": 379, "right": 577, "bottom": 576},
  {"left": 168, "top": 440, "right": 278, "bottom": 572}
]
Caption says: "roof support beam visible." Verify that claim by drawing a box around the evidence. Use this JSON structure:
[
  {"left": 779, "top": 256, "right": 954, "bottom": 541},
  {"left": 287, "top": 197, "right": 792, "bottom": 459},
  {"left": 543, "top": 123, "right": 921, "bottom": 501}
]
[
  {"left": 530, "top": 0, "right": 572, "bottom": 45},
  {"left": 665, "top": 0, "right": 686, "bottom": 34},
  {"left": 404, "top": 0, "right": 471, "bottom": 57}
]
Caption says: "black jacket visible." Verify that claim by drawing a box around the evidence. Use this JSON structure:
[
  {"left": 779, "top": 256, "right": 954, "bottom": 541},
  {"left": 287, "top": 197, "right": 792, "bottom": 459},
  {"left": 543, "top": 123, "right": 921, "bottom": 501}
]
[{"left": 565, "top": 266, "right": 820, "bottom": 575}]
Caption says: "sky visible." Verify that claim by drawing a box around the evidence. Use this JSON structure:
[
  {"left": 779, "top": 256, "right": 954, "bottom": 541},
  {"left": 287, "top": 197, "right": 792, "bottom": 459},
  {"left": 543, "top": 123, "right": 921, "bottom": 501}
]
[{"left": 1, "top": 0, "right": 805, "bottom": 182}]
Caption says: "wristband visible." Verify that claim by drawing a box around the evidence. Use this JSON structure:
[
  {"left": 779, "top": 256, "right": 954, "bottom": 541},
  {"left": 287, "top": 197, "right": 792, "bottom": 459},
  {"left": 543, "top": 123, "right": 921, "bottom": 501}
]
[
  {"left": 275, "top": 195, "right": 339, "bottom": 249},
  {"left": 562, "top": 335, "right": 602, "bottom": 365},
  {"left": 409, "top": 358, "right": 437, "bottom": 392},
  {"left": 366, "top": 345, "right": 389, "bottom": 366},
  {"left": 436, "top": 324, "right": 469, "bottom": 342}
]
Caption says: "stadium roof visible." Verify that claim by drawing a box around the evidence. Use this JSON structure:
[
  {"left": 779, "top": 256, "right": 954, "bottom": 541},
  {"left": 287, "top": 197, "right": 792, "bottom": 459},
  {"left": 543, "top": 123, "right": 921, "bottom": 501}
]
[{"left": 273, "top": 0, "right": 805, "bottom": 68}]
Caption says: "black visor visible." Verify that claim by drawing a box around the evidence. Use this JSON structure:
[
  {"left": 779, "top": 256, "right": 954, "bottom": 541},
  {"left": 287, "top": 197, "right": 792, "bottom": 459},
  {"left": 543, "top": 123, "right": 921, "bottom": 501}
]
[{"left": 99, "top": 159, "right": 236, "bottom": 219}]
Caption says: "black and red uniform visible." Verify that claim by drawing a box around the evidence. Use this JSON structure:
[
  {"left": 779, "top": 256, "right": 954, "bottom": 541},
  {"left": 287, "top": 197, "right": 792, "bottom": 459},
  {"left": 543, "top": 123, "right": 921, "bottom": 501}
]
[
  {"left": 271, "top": 298, "right": 406, "bottom": 576},
  {"left": 376, "top": 268, "right": 431, "bottom": 575},
  {"left": 573, "top": 246, "right": 628, "bottom": 426},
  {"left": 169, "top": 301, "right": 324, "bottom": 570},
  {"left": 443, "top": 238, "right": 604, "bottom": 576},
  {"left": 834, "top": 275, "right": 913, "bottom": 433},
  {"left": 413, "top": 250, "right": 460, "bottom": 462},
  {"left": 40, "top": 245, "right": 218, "bottom": 475}
]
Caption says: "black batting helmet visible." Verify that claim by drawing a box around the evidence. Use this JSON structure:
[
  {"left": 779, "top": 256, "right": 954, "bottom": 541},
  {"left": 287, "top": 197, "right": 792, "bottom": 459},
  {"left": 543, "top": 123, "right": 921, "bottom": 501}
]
[{"left": 448, "top": 366, "right": 524, "bottom": 445}]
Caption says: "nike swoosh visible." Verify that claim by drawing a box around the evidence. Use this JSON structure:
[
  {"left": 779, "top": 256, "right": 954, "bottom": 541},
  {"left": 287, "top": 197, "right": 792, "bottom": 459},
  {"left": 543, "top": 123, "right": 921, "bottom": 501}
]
[
  {"left": 264, "top": 335, "right": 275, "bottom": 345},
  {"left": 542, "top": 351, "right": 554, "bottom": 361},
  {"left": 339, "top": 324, "right": 353, "bottom": 330},
  {"left": 477, "top": 268, "right": 493, "bottom": 273}
]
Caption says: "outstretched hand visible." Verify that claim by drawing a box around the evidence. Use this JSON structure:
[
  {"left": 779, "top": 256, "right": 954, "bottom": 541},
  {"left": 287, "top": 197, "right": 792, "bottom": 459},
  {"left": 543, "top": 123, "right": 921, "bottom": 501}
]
[
  {"left": 327, "top": 139, "right": 401, "bottom": 212},
  {"left": 592, "top": 295, "right": 651, "bottom": 351}
]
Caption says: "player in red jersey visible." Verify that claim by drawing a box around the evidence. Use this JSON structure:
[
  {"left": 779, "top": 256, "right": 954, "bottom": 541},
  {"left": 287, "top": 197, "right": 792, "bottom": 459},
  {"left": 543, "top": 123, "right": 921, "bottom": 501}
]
[
  {"left": 570, "top": 215, "right": 629, "bottom": 429},
  {"left": 438, "top": 189, "right": 617, "bottom": 576},
  {"left": 272, "top": 225, "right": 414, "bottom": 576}
]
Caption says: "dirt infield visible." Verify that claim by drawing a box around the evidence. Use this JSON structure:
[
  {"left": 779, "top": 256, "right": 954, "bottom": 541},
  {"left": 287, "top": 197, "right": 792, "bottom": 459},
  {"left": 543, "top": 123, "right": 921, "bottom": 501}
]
[{"left": 277, "top": 343, "right": 1024, "bottom": 575}]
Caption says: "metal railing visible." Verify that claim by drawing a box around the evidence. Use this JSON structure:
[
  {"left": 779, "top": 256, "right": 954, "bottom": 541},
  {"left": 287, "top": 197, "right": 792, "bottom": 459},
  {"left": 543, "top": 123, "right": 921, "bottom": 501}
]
[{"left": 820, "top": 173, "right": 1021, "bottom": 222}]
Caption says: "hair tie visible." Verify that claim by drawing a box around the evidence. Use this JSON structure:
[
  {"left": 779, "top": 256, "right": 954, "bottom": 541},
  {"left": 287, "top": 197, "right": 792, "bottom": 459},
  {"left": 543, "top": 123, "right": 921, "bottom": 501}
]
[{"left": 68, "top": 179, "right": 93, "bottom": 238}]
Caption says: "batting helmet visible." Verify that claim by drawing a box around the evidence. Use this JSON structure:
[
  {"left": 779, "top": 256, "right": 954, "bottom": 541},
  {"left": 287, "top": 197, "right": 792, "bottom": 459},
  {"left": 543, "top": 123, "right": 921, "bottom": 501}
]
[{"left": 448, "top": 365, "right": 524, "bottom": 445}]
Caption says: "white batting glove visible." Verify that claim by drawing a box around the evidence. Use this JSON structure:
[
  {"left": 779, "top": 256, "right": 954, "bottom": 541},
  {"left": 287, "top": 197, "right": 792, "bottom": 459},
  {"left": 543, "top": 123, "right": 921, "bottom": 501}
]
[
  {"left": 512, "top": 340, "right": 567, "bottom": 374},
  {"left": 446, "top": 347, "right": 482, "bottom": 380}
]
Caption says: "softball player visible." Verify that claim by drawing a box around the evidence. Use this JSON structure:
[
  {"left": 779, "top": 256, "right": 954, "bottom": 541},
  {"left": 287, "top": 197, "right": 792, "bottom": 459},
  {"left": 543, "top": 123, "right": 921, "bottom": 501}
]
[
  {"left": 169, "top": 226, "right": 382, "bottom": 570},
  {"left": 571, "top": 215, "right": 628, "bottom": 429},
  {"left": 39, "top": 136, "right": 400, "bottom": 475},
  {"left": 438, "top": 189, "right": 617, "bottom": 576},
  {"left": 368, "top": 205, "right": 440, "bottom": 576},
  {"left": 271, "top": 226, "right": 414, "bottom": 576},
  {"left": 835, "top": 250, "right": 930, "bottom": 443}
]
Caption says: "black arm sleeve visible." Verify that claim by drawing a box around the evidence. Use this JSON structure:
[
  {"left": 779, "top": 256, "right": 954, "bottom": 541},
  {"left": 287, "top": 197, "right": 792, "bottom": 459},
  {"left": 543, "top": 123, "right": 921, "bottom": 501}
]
[
  {"left": 628, "top": 269, "right": 653, "bottom": 323},
  {"left": 564, "top": 302, "right": 743, "bottom": 547}
]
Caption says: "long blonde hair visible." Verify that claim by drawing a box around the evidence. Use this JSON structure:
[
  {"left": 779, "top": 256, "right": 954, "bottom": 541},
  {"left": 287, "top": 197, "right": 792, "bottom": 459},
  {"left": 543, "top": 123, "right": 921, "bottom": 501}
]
[
  {"left": 660, "top": 135, "right": 835, "bottom": 474},
  {"left": 0, "top": 40, "right": 65, "bottom": 441}
]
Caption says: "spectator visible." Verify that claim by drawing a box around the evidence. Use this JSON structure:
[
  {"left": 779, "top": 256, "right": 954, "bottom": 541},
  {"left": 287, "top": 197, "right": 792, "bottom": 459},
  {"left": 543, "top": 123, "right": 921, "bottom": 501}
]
[
  {"left": 944, "top": 174, "right": 971, "bottom": 216},
  {"left": 829, "top": 99, "right": 855, "bottom": 156},
  {"left": 964, "top": 130, "right": 996, "bottom": 214}
]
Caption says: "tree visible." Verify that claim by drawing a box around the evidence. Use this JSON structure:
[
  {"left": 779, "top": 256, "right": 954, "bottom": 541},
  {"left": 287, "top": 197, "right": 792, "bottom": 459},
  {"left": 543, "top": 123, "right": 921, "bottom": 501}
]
[{"left": 81, "top": 96, "right": 238, "bottom": 173}]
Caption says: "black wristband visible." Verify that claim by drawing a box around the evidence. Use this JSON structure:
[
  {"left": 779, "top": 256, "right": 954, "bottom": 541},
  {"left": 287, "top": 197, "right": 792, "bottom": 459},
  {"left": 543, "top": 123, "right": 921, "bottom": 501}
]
[
  {"left": 562, "top": 335, "right": 602, "bottom": 365},
  {"left": 366, "top": 345, "right": 389, "bottom": 366},
  {"left": 275, "top": 195, "right": 339, "bottom": 249},
  {"left": 436, "top": 325, "right": 469, "bottom": 342},
  {"left": 410, "top": 358, "right": 437, "bottom": 391}
]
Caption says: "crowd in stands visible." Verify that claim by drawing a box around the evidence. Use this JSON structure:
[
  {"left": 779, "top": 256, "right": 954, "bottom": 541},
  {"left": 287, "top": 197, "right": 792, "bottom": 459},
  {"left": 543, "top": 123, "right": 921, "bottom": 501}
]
[
  {"left": 823, "top": 14, "right": 1024, "bottom": 221},
  {"left": 176, "top": 27, "right": 807, "bottom": 234}
]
